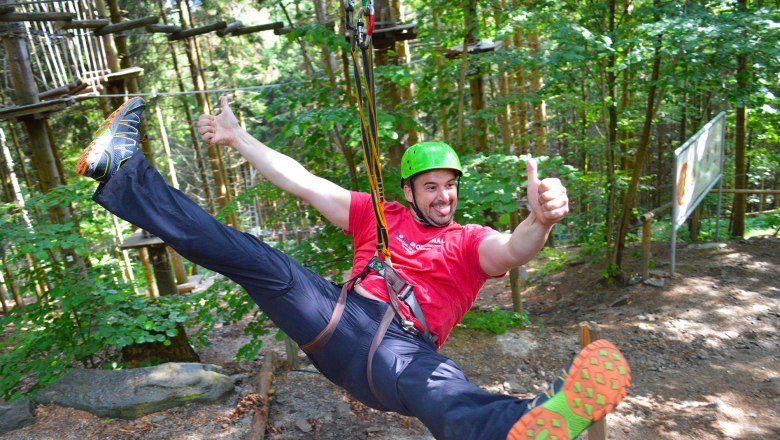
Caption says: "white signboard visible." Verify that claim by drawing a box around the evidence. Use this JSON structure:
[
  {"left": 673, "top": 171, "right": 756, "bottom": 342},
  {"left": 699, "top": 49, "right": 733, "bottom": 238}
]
[{"left": 672, "top": 112, "right": 726, "bottom": 229}]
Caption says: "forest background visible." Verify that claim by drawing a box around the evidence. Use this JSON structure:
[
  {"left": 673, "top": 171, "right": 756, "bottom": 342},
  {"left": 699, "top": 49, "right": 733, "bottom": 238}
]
[{"left": 0, "top": 0, "right": 778, "bottom": 402}]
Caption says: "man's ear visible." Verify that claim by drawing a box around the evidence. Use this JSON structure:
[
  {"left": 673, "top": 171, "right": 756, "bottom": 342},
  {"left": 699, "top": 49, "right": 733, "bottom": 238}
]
[{"left": 402, "top": 183, "right": 414, "bottom": 204}]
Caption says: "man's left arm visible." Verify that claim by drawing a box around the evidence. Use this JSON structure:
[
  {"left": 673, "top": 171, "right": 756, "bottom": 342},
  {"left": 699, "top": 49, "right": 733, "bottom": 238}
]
[{"left": 478, "top": 158, "right": 569, "bottom": 277}]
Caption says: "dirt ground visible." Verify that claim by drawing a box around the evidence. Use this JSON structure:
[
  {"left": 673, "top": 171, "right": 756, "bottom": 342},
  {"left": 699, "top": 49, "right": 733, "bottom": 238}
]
[{"left": 2, "top": 236, "right": 778, "bottom": 440}]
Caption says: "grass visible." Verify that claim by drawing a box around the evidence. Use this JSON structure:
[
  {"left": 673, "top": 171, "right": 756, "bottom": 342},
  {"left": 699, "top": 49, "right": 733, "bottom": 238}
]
[{"left": 459, "top": 306, "right": 530, "bottom": 334}]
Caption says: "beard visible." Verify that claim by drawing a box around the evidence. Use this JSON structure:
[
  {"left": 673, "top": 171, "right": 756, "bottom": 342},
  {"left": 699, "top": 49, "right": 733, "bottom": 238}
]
[{"left": 425, "top": 201, "right": 456, "bottom": 227}]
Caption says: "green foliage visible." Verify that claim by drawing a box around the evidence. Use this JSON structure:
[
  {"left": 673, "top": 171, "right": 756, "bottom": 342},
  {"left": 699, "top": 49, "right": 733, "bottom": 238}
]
[
  {"left": 0, "top": 193, "right": 205, "bottom": 400},
  {"left": 0, "top": 183, "right": 268, "bottom": 400},
  {"left": 459, "top": 306, "right": 530, "bottom": 335},
  {"left": 534, "top": 247, "right": 579, "bottom": 279},
  {"left": 457, "top": 154, "right": 576, "bottom": 228}
]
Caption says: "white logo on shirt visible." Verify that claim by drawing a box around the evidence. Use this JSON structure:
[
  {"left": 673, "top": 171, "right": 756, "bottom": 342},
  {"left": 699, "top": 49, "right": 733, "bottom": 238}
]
[{"left": 395, "top": 232, "right": 445, "bottom": 254}]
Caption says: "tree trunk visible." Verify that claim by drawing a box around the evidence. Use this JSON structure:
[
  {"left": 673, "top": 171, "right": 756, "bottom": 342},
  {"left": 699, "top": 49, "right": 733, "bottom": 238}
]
[
  {"left": 604, "top": 0, "right": 618, "bottom": 247},
  {"left": 176, "top": 0, "right": 234, "bottom": 227},
  {"left": 105, "top": 0, "right": 155, "bottom": 167},
  {"left": 512, "top": 27, "right": 528, "bottom": 154},
  {"left": 731, "top": 0, "right": 748, "bottom": 237},
  {"left": 494, "top": 3, "right": 513, "bottom": 153},
  {"left": 434, "top": 17, "right": 451, "bottom": 142},
  {"left": 524, "top": 0, "right": 547, "bottom": 155},
  {"left": 310, "top": 0, "right": 360, "bottom": 189},
  {"left": 619, "top": 68, "right": 634, "bottom": 171},
  {"left": 0, "top": 272, "right": 9, "bottom": 314},
  {"left": 391, "top": 0, "right": 420, "bottom": 148},
  {"left": 1, "top": 21, "right": 85, "bottom": 273},
  {"left": 157, "top": 0, "right": 214, "bottom": 213},
  {"left": 612, "top": 35, "right": 663, "bottom": 270}
]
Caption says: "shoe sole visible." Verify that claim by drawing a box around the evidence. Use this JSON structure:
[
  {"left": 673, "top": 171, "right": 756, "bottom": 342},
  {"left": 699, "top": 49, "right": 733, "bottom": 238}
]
[
  {"left": 507, "top": 339, "right": 631, "bottom": 440},
  {"left": 76, "top": 97, "right": 144, "bottom": 178}
]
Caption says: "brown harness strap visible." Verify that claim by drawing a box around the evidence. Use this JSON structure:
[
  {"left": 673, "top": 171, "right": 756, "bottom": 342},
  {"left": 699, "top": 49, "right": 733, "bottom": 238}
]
[
  {"left": 367, "top": 306, "right": 395, "bottom": 401},
  {"left": 300, "top": 282, "right": 349, "bottom": 354}
]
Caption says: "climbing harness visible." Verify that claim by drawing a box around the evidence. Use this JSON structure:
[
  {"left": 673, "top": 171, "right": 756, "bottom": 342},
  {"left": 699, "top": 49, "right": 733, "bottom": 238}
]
[
  {"left": 301, "top": 0, "right": 437, "bottom": 410},
  {"left": 343, "top": 0, "right": 434, "bottom": 338},
  {"left": 343, "top": 0, "right": 439, "bottom": 402},
  {"left": 301, "top": 0, "right": 436, "bottom": 405}
]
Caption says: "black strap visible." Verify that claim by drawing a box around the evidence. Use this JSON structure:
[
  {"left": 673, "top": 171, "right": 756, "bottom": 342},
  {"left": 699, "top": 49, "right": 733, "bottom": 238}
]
[
  {"left": 367, "top": 306, "right": 395, "bottom": 402},
  {"left": 366, "top": 256, "right": 437, "bottom": 343}
]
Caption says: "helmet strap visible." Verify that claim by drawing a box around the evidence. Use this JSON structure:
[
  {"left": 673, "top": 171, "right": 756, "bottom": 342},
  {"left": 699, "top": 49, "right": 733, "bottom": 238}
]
[
  {"left": 406, "top": 175, "right": 461, "bottom": 227},
  {"left": 407, "top": 176, "right": 434, "bottom": 227}
]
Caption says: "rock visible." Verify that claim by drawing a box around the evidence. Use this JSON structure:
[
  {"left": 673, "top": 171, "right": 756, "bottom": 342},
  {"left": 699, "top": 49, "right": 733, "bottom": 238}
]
[
  {"left": 644, "top": 277, "right": 665, "bottom": 288},
  {"left": 628, "top": 275, "right": 643, "bottom": 285},
  {"left": 610, "top": 296, "right": 630, "bottom": 307},
  {"left": 687, "top": 242, "right": 726, "bottom": 250},
  {"left": 496, "top": 331, "right": 538, "bottom": 358},
  {"left": 295, "top": 417, "right": 312, "bottom": 433},
  {"left": 334, "top": 402, "right": 352, "bottom": 416},
  {"left": 0, "top": 399, "right": 35, "bottom": 435},
  {"left": 504, "top": 381, "right": 525, "bottom": 394},
  {"left": 34, "top": 363, "right": 233, "bottom": 419}
]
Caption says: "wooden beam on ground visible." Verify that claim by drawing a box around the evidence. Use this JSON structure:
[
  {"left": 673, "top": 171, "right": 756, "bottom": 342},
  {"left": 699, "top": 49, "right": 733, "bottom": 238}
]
[
  {"left": 229, "top": 21, "right": 283, "bottom": 36},
  {"left": 167, "top": 21, "right": 227, "bottom": 41},
  {"left": 94, "top": 16, "right": 159, "bottom": 36},
  {"left": 147, "top": 23, "right": 180, "bottom": 34},
  {"left": 579, "top": 322, "right": 607, "bottom": 440},
  {"left": 0, "top": 98, "right": 75, "bottom": 120},
  {"left": 0, "top": 12, "right": 74, "bottom": 22},
  {"left": 248, "top": 351, "right": 276, "bottom": 440},
  {"left": 60, "top": 19, "right": 110, "bottom": 30}
]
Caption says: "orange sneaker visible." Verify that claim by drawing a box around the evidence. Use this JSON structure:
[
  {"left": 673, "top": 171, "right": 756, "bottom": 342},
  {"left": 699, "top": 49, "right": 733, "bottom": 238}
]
[
  {"left": 76, "top": 97, "right": 145, "bottom": 182},
  {"left": 507, "top": 339, "right": 631, "bottom": 440}
]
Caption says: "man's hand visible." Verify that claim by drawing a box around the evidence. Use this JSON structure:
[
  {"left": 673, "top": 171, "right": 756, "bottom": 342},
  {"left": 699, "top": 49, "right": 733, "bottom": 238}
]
[
  {"left": 197, "top": 95, "right": 240, "bottom": 146},
  {"left": 526, "top": 158, "right": 569, "bottom": 228}
]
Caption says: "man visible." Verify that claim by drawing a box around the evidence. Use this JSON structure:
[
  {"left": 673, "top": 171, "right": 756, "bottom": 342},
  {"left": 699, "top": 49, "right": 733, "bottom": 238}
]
[{"left": 77, "top": 96, "right": 630, "bottom": 440}]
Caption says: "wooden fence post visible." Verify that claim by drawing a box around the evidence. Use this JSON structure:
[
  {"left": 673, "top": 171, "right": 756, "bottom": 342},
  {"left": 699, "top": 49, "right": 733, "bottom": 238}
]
[{"left": 579, "top": 322, "right": 607, "bottom": 440}]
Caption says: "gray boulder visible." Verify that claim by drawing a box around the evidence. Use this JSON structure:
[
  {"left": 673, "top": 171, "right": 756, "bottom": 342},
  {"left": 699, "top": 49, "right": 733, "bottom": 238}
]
[
  {"left": 0, "top": 398, "right": 35, "bottom": 435},
  {"left": 34, "top": 363, "right": 233, "bottom": 419}
]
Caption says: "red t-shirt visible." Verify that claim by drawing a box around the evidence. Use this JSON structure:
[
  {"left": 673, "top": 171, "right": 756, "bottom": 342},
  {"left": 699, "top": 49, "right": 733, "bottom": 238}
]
[{"left": 346, "top": 191, "right": 500, "bottom": 347}]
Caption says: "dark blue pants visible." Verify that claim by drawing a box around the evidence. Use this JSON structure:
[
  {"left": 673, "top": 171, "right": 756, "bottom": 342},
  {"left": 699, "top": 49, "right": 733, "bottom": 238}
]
[{"left": 93, "top": 154, "right": 530, "bottom": 440}]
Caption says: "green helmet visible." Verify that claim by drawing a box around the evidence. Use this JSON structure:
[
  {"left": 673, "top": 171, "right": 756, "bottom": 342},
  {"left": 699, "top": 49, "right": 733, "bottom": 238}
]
[{"left": 401, "top": 142, "right": 463, "bottom": 180}]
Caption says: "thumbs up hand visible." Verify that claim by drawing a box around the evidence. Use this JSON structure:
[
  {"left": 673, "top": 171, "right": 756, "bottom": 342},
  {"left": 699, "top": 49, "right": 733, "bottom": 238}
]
[
  {"left": 197, "top": 95, "right": 239, "bottom": 146},
  {"left": 526, "top": 158, "right": 569, "bottom": 228}
]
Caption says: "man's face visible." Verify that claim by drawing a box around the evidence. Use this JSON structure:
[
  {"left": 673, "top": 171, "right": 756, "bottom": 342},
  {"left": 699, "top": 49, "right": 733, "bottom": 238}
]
[{"left": 403, "top": 169, "right": 459, "bottom": 227}]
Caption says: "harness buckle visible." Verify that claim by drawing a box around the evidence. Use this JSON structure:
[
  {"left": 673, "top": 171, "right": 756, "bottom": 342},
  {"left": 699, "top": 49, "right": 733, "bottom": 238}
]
[
  {"left": 398, "top": 284, "right": 414, "bottom": 302},
  {"left": 401, "top": 319, "right": 419, "bottom": 335}
]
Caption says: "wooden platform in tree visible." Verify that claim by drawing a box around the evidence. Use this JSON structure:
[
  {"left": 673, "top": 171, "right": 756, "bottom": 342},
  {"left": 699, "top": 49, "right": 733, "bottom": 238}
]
[
  {"left": 444, "top": 40, "right": 503, "bottom": 59},
  {"left": 371, "top": 22, "right": 418, "bottom": 50},
  {"left": 120, "top": 230, "right": 166, "bottom": 250},
  {"left": 104, "top": 66, "right": 144, "bottom": 82},
  {"left": 0, "top": 98, "right": 75, "bottom": 120}
]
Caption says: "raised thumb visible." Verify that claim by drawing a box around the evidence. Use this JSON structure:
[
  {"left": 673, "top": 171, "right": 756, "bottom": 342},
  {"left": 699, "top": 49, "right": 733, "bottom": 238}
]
[{"left": 526, "top": 158, "right": 542, "bottom": 217}]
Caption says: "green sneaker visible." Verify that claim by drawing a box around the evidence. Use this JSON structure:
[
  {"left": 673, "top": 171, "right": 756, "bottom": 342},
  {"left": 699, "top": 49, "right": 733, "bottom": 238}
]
[
  {"left": 76, "top": 97, "right": 145, "bottom": 182},
  {"left": 507, "top": 340, "right": 631, "bottom": 440}
]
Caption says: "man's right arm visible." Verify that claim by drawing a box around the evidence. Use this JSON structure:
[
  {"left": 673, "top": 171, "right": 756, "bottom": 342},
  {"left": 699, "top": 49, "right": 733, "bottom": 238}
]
[{"left": 198, "top": 97, "right": 351, "bottom": 230}]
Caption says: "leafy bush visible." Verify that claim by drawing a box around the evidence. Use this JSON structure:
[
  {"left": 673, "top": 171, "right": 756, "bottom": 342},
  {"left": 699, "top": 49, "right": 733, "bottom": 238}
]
[
  {"left": 459, "top": 306, "right": 530, "bottom": 334},
  {"left": 0, "top": 182, "right": 269, "bottom": 400}
]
